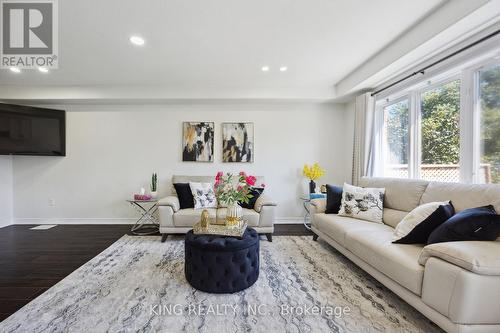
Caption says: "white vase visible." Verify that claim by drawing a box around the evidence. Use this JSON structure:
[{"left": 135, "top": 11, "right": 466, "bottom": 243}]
[
  {"left": 150, "top": 191, "right": 158, "bottom": 199},
  {"left": 226, "top": 202, "right": 242, "bottom": 226}
]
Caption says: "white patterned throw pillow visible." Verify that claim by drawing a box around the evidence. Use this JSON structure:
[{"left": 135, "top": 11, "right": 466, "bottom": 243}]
[
  {"left": 189, "top": 182, "right": 217, "bottom": 209},
  {"left": 393, "top": 201, "right": 450, "bottom": 241},
  {"left": 338, "top": 183, "right": 385, "bottom": 223}
]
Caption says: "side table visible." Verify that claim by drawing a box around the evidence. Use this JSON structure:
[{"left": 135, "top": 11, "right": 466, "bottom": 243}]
[
  {"left": 126, "top": 199, "right": 159, "bottom": 235},
  {"left": 300, "top": 196, "right": 311, "bottom": 230}
]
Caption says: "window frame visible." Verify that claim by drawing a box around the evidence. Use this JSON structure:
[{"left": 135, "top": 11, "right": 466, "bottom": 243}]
[
  {"left": 470, "top": 59, "right": 500, "bottom": 183},
  {"left": 374, "top": 55, "right": 500, "bottom": 183}
]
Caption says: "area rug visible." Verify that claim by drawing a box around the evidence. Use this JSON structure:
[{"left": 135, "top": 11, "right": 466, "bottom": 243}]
[{"left": 0, "top": 235, "right": 441, "bottom": 332}]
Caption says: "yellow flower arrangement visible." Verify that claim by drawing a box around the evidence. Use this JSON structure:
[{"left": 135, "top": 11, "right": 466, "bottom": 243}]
[{"left": 303, "top": 163, "right": 325, "bottom": 181}]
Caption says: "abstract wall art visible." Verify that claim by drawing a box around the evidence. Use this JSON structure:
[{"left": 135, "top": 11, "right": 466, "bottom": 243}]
[
  {"left": 222, "top": 122, "right": 254, "bottom": 162},
  {"left": 182, "top": 122, "right": 214, "bottom": 162}
]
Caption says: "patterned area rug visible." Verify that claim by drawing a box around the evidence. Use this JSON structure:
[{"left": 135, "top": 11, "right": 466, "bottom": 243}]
[{"left": 0, "top": 235, "right": 441, "bottom": 332}]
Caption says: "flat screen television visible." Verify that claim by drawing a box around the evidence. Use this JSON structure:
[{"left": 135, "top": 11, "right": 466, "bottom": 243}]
[{"left": 0, "top": 103, "right": 66, "bottom": 156}]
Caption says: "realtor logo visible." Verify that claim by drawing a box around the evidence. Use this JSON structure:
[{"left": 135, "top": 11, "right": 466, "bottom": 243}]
[{"left": 1, "top": 0, "right": 58, "bottom": 69}]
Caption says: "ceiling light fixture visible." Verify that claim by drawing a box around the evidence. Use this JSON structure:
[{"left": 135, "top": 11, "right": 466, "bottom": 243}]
[
  {"left": 261, "top": 66, "right": 270, "bottom": 72},
  {"left": 9, "top": 67, "right": 21, "bottom": 73},
  {"left": 279, "top": 66, "right": 287, "bottom": 72},
  {"left": 38, "top": 67, "right": 49, "bottom": 73},
  {"left": 129, "top": 35, "right": 145, "bottom": 46}
]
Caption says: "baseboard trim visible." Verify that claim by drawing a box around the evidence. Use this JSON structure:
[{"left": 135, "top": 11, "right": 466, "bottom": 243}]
[
  {"left": 275, "top": 218, "right": 303, "bottom": 224},
  {"left": 14, "top": 218, "right": 137, "bottom": 225},
  {"left": 14, "top": 217, "right": 305, "bottom": 225}
]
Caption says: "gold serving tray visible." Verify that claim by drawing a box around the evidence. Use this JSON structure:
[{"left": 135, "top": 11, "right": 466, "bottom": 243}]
[{"left": 193, "top": 220, "right": 248, "bottom": 238}]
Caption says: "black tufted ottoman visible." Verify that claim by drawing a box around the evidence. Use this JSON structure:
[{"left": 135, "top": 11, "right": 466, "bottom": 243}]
[{"left": 184, "top": 228, "right": 260, "bottom": 293}]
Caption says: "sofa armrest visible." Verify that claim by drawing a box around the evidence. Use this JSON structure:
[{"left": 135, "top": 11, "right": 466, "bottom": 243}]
[
  {"left": 254, "top": 195, "right": 277, "bottom": 213},
  {"left": 157, "top": 196, "right": 180, "bottom": 212},
  {"left": 419, "top": 241, "right": 500, "bottom": 275},
  {"left": 310, "top": 198, "right": 326, "bottom": 214}
]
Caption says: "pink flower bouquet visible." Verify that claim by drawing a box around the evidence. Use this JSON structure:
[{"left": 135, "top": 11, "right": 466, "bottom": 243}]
[{"left": 214, "top": 171, "right": 264, "bottom": 205}]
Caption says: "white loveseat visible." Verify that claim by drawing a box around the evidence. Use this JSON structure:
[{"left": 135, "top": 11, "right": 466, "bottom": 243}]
[
  {"left": 158, "top": 175, "right": 276, "bottom": 242},
  {"left": 310, "top": 177, "right": 500, "bottom": 333}
]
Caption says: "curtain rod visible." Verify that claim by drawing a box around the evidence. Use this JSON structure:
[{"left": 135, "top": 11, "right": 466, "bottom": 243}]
[{"left": 371, "top": 28, "right": 500, "bottom": 97}]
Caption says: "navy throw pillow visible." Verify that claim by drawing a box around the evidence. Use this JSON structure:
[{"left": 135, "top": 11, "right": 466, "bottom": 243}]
[
  {"left": 393, "top": 202, "right": 455, "bottom": 244},
  {"left": 427, "top": 205, "right": 500, "bottom": 244},
  {"left": 325, "top": 184, "right": 343, "bottom": 214},
  {"left": 173, "top": 183, "right": 194, "bottom": 209},
  {"left": 240, "top": 187, "right": 264, "bottom": 209}
]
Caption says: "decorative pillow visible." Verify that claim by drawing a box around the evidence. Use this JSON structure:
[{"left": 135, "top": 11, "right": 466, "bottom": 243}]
[
  {"left": 189, "top": 182, "right": 217, "bottom": 209},
  {"left": 325, "top": 184, "right": 343, "bottom": 214},
  {"left": 173, "top": 183, "right": 194, "bottom": 209},
  {"left": 239, "top": 187, "right": 264, "bottom": 209},
  {"left": 393, "top": 201, "right": 454, "bottom": 244},
  {"left": 427, "top": 205, "right": 500, "bottom": 244},
  {"left": 338, "top": 183, "right": 385, "bottom": 223}
]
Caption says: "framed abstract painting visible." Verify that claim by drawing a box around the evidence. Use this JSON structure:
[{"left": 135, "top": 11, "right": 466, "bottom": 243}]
[
  {"left": 182, "top": 122, "right": 215, "bottom": 162},
  {"left": 222, "top": 122, "right": 254, "bottom": 162}
]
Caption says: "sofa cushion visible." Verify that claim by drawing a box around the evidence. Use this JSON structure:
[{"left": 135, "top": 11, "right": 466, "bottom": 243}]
[
  {"left": 427, "top": 205, "right": 500, "bottom": 244},
  {"left": 345, "top": 228, "right": 425, "bottom": 295},
  {"left": 173, "top": 208, "right": 217, "bottom": 227},
  {"left": 189, "top": 182, "right": 217, "bottom": 209},
  {"left": 239, "top": 187, "right": 264, "bottom": 210},
  {"left": 338, "top": 183, "right": 385, "bottom": 223},
  {"left": 325, "top": 184, "right": 343, "bottom": 214},
  {"left": 313, "top": 213, "right": 393, "bottom": 247},
  {"left": 173, "top": 183, "right": 194, "bottom": 209},
  {"left": 216, "top": 208, "right": 260, "bottom": 227},
  {"left": 420, "top": 181, "right": 500, "bottom": 213},
  {"left": 359, "top": 177, "right": 428, "bottom": 212},
  {"left": 393, "top": 201, "right": 454, "bottom": 244},
  {"left": 419, "top": 241, "right": 500, "bottom": 275},
  {"left": 382, "top": 208, "right": 408, "bottom": 228},
  {"left": 171, "top": 175, "right": 215, "bottom": 195}
]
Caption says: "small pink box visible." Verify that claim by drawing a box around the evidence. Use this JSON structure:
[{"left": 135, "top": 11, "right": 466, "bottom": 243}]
[{"left": 134, "top": 194, "right": 152, "bottom": 201}]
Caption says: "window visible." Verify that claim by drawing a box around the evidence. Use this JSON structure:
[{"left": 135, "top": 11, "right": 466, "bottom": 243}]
[
  {"left": 375, "top": 56, "right": 500, "bottom": 184},
  {"left": 478, "top": 64, "right": 500, "bottom": 184},
  {"left": 420, "top": 79, "right": 461, "bottom": 182},
  {"left": 382, "top": 99, "right": 409, "bottom": 178}
]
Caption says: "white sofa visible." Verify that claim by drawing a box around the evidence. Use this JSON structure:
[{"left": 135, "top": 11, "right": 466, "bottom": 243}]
[
  {"left": 158, "top": 175, "right": 277, "bottom": 242},
  {"left": 310, "top": 177, "right": 500, "bottom": 333}
]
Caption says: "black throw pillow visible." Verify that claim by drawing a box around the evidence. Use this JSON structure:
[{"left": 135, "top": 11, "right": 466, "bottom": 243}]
[
  {"left": 427, "top": 205, "right": 500, "bottom": 245},
  {"left": 393, "top": 202, "right": 455, "bottom": 244},
  {"left": 240, "top": 187, "right": 264, "bottom": 209},
  {"left": 325, "top": 184, "right": 343, "bottom": 214},
  {"left": 173, "top": 183, "right": 194, "bottom": 209}
]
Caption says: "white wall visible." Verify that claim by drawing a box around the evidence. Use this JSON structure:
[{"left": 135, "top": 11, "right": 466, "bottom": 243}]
[
  {"left": 0, "top": 156, "right": 13, "bottom": 227},
  {"left": 12, "top": 103, "right": 352, "bottom": 224}
]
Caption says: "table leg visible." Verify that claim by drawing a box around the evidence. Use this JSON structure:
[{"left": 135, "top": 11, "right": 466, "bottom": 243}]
[
  {"left": 303, "top": 200, "right": 311, "bottom": 230},
  {"left": 130, "top": 202, "right": 159, "bottom": 235}
]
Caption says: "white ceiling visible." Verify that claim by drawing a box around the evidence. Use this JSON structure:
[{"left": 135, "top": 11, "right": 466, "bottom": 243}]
[{"left": 2, "top": 0, "right": 493, "bottom": 101}]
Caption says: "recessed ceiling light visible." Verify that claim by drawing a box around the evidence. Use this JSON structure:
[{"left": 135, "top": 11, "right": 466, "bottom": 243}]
[
  {"left": 9, "top": 67, "right": 21, "bottom": 73},
  {"left": 261, "top": 66, "right": 270, "bottom": 72},
  {"left": 38, "top": 67, "right": 49, "bottom": 73},
  {"left": 279, "top": 66, "right": 288, "bottom": 72},
  {"left": 129, "top": 35, "right": 145, "bottom": 46}
]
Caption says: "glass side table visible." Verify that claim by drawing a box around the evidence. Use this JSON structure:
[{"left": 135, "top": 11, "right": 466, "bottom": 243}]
[
  {"left": 300, "top": 196, "right": 312, "bottom": 230},
  {"left": 126, "top": 199, "right": 159, "bottom": 235}
]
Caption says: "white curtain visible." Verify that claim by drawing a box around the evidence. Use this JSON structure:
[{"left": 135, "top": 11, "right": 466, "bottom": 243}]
[{"left": 352, "top": 92, "right": 376, "bottom": 185}]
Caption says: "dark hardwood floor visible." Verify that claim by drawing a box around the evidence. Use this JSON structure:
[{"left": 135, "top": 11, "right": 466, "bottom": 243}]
[{"left": 0, "top": 223, "right": 311, "bottom": 321}]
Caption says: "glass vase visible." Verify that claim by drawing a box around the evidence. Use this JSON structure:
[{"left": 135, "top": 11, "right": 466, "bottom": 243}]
[{"left": 226, "top": 202, "right": 242, "bottom": 226}]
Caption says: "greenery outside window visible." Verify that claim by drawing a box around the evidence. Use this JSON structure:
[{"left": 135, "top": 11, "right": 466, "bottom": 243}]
[{"left": 375, "top": 58, "right": 500, "bottom": 184}]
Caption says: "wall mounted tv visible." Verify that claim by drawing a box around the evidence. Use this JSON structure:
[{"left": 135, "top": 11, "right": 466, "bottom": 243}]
[{"left": 0, "top": 103, "right": 66, "bottom": 156}]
